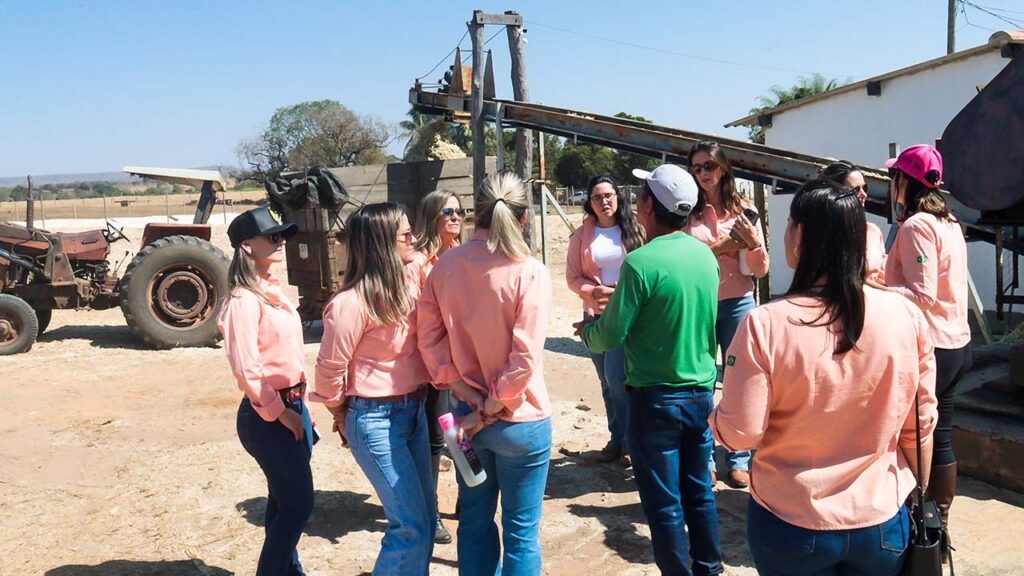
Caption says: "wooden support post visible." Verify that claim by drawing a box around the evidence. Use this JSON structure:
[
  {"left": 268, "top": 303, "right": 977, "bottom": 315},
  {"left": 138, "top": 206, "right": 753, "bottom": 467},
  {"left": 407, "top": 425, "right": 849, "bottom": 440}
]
[
  {"left": 469, "top": 12, "right": 486, "bottom": 211},
  {"left": 25, "top": 176, "right": 34, "bottom": 230},
  {"left": 506, "top": 10, "right": 535, "bottom": 253},
  {"left": 753, "top": 181, "right": 770, "bottom": 302},
  {"left": 539, "top": 134, "right": 548, "bottom": 265}
]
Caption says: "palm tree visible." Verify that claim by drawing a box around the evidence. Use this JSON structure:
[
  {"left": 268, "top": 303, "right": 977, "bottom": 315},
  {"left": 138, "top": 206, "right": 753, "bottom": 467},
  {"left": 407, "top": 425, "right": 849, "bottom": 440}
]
[
  {"left": 747, "top": 74, "right": 849, "bottom": 143},
  {"left": 400, "top": 107, "right": 444, "bottom": 161}
]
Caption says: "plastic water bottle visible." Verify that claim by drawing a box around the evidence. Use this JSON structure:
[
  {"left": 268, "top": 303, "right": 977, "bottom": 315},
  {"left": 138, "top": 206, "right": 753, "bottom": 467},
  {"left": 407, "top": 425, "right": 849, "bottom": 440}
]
[{"left": 438, "top": 412, "right": 488, "bottom": 487}]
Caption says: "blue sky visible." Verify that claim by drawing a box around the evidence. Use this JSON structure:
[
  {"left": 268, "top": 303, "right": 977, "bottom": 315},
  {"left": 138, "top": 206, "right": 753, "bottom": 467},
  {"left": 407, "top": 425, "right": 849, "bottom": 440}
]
[{"left": 0, "top": 0, "right": 1014, "bottom": 177}]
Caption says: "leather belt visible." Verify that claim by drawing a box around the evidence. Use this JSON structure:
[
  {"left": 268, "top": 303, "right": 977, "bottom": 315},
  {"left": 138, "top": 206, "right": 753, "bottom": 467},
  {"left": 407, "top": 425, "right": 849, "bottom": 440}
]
[{"left": 358, "top": 386, "right": 429, "bottom": 403}]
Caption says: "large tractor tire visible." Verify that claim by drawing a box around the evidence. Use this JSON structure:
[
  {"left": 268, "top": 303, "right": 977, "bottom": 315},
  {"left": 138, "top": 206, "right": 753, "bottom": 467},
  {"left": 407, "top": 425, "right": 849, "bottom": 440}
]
[
  {"left": 119, "top": 235, "right": 230, "bottom": 349},
  {"left": 0, "top": 294, "right": 39, "bottom": 355}
]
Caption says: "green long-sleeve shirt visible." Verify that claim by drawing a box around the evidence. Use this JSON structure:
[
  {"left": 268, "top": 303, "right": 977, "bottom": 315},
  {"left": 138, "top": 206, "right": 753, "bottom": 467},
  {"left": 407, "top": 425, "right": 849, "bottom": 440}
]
[{"left": 582, "top": 232, "right": 719, "bottom": 390}]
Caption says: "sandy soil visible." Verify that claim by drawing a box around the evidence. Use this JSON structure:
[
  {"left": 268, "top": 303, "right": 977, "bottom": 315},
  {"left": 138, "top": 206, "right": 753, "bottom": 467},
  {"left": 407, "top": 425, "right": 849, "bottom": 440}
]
[{"left": 1, "top": 215, "right": 1022, "bottom": 575}]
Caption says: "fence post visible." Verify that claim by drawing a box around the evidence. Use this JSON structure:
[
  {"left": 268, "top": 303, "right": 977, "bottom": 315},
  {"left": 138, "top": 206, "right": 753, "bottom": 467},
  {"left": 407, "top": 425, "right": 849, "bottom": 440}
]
[{"left": 165, "top": 191, "right": 170, "bottom": 223}]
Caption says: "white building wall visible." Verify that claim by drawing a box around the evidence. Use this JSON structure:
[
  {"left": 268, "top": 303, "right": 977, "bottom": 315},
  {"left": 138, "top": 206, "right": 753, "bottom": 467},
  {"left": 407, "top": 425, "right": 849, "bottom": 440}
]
[{"left": 762, "top": 51, "right": 1011, "bottom": 309}]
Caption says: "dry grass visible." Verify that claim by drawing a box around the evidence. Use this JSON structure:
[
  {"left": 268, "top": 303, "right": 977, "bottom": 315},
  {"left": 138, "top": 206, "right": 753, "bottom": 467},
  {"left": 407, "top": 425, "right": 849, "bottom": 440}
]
[{"left": 0, "top": 190, "right": 267, "bottom": 222}]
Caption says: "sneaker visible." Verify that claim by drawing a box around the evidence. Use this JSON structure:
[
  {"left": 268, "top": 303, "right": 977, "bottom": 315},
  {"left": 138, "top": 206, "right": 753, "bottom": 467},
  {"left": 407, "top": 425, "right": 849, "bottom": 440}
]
[
  {"left": 435, "top": 518, "right": 453, "bottom": 544},
  {"left": 584, "top": 442, "right": 623, "bottom": 464}
]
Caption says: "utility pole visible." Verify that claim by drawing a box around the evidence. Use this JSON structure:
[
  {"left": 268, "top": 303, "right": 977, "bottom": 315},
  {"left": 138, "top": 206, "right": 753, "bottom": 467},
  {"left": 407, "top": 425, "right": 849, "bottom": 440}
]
[
  {"left": 467, "top": 10, "right": 536, "bottom": 252},
  {"left": 948, "top": 0, "right": 957, "bottom": 55},
  {"left": 505, "top": 10, "right": 536, "bottom": 253}
]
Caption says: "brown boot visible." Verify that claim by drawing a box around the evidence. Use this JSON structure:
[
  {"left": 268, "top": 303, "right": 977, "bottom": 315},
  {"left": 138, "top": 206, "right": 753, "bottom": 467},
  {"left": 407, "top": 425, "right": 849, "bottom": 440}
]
[
  {"left": 927, "top": 462, "right": 957, "bottom": 561},
  {"left": 926, "top": 462, "right": 957, "bottom": 527}
]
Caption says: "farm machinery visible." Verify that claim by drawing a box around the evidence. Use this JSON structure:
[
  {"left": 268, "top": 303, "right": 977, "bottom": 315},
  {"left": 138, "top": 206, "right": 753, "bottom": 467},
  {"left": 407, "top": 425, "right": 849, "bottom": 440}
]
[{"left": 0, "top": 167, "right": 230, "bottom": 355}]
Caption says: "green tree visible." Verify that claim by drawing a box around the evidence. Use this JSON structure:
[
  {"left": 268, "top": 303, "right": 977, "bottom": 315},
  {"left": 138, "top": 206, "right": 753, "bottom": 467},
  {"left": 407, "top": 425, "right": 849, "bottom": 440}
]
[
  {"left": 238, "top": 100, "right": 392, "bottom": 180},
  {"left": 554, "top": 143, "right": 616, "bottom": 190},
  {"left": 747, "top": 74, "right": 849, "bottom": 143},
  {"left": 610, "top": 112, "right": 661, "bottom": 185}
]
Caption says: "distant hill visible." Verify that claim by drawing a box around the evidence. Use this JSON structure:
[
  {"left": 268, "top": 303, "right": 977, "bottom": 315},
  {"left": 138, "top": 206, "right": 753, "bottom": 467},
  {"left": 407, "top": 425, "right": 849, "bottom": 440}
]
[{"left": 0, "top": 166, "right": 240, "bottom": 188}]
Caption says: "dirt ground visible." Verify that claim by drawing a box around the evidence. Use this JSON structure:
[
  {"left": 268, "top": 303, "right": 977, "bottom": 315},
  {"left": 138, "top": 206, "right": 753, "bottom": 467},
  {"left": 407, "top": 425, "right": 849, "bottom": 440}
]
[{"left": 2, "top": 214, "right": 1023, "bottom": 575}]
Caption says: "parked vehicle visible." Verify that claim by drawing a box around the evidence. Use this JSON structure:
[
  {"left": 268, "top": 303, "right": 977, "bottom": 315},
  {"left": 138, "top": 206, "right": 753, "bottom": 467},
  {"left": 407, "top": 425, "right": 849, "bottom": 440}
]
[{"left": 0, "top": 167, "right": 231, "bottom": 355}]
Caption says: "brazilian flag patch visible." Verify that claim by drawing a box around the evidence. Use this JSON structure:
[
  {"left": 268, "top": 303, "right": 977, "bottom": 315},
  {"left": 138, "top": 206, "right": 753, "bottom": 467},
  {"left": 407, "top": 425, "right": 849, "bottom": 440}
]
[
  {"left": 916, "top": 255, "right": 929, "bottom": 263},
  {"left": 726, "top": 355, "right": 736, "bottom": 367}
]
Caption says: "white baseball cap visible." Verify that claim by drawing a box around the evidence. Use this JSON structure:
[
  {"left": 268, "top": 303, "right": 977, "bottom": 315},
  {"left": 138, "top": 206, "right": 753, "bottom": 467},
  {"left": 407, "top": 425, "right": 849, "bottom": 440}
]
[{"left": 632, "top": 164, "right": 698, "bottom": 216}]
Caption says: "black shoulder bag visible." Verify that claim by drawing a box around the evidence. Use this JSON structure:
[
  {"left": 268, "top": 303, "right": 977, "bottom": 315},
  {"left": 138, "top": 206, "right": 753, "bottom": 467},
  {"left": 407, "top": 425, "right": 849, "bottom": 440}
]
[{"left": 903, "top": 390, "right": 954, "bottom": 576}]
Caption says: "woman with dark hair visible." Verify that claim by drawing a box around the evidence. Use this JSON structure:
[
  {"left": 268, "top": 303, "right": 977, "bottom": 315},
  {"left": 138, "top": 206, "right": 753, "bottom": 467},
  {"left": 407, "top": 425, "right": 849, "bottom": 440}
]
[
  {"left": 419, "top": 172, "right": 553, "bottom": 575},
  {"left": 878, "top": 144, "right": 970, "bottom": 533},
  {"left": 311, "top": 202, "right": 436, "bottom": 575},
  {"left": 711, "top": 180, "right": 937, "bottom": 576},
  {"left": 410, "top": 189, "right": 465, "bottom": 544},
  {"left": 685, "top": 140, "right": 768, "bottom": 488},
  {"left": 218, "top": 206, "right": 311, "bottom": 576},
  {"left": 820, "top": 160, "right": 887, "bottom": 283},
  {"left": 566, "top": 174, "right": 644, "bottom": 465}
]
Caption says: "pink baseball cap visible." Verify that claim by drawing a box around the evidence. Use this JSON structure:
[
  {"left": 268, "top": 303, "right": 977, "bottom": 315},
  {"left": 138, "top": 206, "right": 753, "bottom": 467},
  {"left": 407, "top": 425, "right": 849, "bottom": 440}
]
[{"left": 885, "top": 144, "right": 943, "bottom": 188}]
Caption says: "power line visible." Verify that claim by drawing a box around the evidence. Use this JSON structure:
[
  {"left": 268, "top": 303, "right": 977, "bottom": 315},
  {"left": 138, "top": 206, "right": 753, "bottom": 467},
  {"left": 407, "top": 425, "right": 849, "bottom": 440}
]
[
  {"left": 971, "top": 3, "right": 1024, "bottom": 16},
  {"left": 961, "top": 0, "right": 1024, "bottom": 29},
  {"left": 961, "top": 2, "right": 1001, "bottom": 32},
  {"left": 416, "top": 29, "right": 470, "bottom": 81},
  {"left": 525, "top": 19, "right": 859, "bottom": 78}
]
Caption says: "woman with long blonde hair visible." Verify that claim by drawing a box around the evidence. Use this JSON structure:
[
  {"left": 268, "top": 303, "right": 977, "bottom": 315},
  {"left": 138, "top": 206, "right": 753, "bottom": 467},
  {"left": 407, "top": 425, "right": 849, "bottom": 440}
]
[
  {"left": 410, "top": 188, "right": 465, "bottom": 545},
  {"left": 418, "top": 172, "right": 553, "bottom": 575},
  {"left": 217, "top": 206, "right": 312, "bottom": 576},
  {"left": 310, "top": 202, "right": 435, "bottom": 575}
]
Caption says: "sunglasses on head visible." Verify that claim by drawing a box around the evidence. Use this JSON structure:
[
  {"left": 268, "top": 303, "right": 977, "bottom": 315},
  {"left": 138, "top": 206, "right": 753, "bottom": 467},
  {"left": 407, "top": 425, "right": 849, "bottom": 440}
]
[
  {"left": 440, "top": 207, "right": 466, "bottom": 218},
  {"left": 690, "top": 161, "right": 719, "bottom": 175}
]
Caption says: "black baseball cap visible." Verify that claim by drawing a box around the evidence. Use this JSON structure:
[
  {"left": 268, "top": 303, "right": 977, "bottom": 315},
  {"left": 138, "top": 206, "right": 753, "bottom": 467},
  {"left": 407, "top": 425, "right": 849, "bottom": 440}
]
[{"left": 227, "top": 205, "right": 298, "bottom": 248}]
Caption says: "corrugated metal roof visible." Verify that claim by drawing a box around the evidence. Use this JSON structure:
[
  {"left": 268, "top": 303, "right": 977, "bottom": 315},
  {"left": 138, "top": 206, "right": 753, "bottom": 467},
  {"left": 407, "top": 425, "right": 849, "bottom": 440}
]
[{"left": 725, "top": 30, "right": 1024, "bottom": 128}]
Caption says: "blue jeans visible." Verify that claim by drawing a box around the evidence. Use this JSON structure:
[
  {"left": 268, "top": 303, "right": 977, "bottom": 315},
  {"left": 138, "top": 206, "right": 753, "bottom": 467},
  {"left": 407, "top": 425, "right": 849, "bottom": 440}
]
[
  {"left": 236, "top": 397, "right": 315, "bottom": 576},
  {"left": 711, "top": 295, "right": 756, "bottom": 472},
  {"left": 588, "top": 343, "right": 629, "bottom": 451},
  {"left": 747, "top": 499, "right": 909, "bottom": 576},
  {"left": 453, "top": 401, "right": 552, "bottom": 576},
  {"left": 347, "top": 394, "right": 436, "bottom": 576},
  {"left": 628, "top": 386, "right": 724, "bottom": 576}
]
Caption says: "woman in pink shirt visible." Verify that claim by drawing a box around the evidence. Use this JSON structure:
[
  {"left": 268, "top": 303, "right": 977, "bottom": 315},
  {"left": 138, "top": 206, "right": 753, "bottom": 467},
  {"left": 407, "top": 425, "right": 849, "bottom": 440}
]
[
  {"left": 711, "top": 180, "right": 938, "bottom": 576},
  {"left": 411, "top": 189, "right": 465, "bottom": 545},
  {"left": 878, "top": 144, "right": 970, "bottom": 531},
  {"left": 820, "top": 161, "right": 887, "bottom": 283},
  {"left": 418, "top": 172, "right": 553, "bottom": 575},
  {"left": 217, "top": 206, "right": 313, "bottom": 576},
  {"left": 685, "top": 140, "right": 768, "bottom": 488},
  {"left": 565, "top": 175, "right": 644, "bottom": 466},
  {"left": 311, "top": 203, "right": 435, "bottom": 575}
]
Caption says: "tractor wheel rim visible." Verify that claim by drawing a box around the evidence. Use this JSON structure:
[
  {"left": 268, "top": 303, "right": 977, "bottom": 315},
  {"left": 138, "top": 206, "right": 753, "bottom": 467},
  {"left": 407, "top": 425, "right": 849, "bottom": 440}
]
[
  {"left": 155, "top": 270, "right": 209, "bottom": 321},
  {"left": 0, "top": 315, "right": 18, "bottom": 344}
]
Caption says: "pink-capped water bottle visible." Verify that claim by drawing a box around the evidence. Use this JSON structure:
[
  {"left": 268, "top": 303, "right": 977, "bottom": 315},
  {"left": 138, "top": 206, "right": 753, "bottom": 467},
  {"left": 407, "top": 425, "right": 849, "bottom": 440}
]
[{"left": 438, "top": 412, "right": 487, "bottom": 487}]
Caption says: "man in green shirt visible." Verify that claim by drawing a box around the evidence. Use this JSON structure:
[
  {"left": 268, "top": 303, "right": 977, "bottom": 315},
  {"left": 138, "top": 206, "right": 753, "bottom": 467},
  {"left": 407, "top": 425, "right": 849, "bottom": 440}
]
[{"left": 576, "top": 164, "right": 723, "bottom": 576}]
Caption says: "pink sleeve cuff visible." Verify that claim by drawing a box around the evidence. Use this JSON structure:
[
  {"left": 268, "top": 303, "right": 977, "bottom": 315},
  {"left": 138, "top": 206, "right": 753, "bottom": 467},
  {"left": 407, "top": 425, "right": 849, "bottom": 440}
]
[{"left": 251, "top": 393, "right": 286, "bottom": 422}]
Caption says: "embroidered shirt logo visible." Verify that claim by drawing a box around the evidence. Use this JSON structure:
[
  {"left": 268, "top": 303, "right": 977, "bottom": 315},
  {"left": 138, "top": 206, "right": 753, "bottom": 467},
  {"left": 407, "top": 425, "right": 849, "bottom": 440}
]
[
  {"left": 916, "top": 255, "right": 929, "bottom": 264},
  {"left": 726, "top": 355, "right": 736, "bottom": 366}
]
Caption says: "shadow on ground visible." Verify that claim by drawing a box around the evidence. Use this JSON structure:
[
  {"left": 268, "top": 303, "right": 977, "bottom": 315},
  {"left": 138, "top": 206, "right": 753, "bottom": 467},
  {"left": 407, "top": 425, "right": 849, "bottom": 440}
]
[
  {"left": 545, "top": 456, "right": 636, "bottom": 499},
  {"left": 545, "top": 336, "right": 591, "bottom": 359},
  {"left": 237, "top": 489, "right": 386, "bottom": 544},
  {"left": 39, "top": 324, "right": 150, "bottom": 350},
  {"left": 44, "top": 559, "right": 231, "bottom": 575}
]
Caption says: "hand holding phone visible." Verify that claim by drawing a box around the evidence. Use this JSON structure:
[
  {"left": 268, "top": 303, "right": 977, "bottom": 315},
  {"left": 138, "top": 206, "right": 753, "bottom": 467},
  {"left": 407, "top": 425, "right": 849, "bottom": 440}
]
[{"left": 730, "top": 208, "right": 761, "bottom": 248}]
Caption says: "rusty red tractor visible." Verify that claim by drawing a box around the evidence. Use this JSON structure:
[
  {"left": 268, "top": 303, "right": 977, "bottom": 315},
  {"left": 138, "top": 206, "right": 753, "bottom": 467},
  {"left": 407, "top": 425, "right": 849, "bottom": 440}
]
[{"left": 0, "top": 167, "right": 231, "bottom": 355}]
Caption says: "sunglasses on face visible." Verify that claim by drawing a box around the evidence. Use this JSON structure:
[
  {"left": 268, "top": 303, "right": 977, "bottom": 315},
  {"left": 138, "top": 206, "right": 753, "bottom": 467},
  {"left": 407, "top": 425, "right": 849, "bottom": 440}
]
[
  {"left": 267, "top": 233, "right": 284, "bottom": 244},
  {"left": 690, "top": 161, "right": 719, "bottom": 175},
  {"left": 397, "top": 230, "right": 414, "bottom": 243},
  {"left": 440, "top": 207, "right": 466, "bottom": 218},
  {"left": 850, "top": 184, "right": 868, "bottom": 195}
]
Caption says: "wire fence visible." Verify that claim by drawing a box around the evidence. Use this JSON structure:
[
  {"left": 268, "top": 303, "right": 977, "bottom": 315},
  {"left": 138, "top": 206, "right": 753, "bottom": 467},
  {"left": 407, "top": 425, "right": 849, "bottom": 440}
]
[{"left": 0, "top": 189, "right": 267, "bottom": 225}]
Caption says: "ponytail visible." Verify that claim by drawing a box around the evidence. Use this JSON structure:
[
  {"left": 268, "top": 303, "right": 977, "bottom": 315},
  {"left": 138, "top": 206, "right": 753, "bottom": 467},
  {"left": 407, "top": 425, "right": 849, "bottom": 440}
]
[{"left": 477, "top": 172, "right": 531, "bottom": 260}]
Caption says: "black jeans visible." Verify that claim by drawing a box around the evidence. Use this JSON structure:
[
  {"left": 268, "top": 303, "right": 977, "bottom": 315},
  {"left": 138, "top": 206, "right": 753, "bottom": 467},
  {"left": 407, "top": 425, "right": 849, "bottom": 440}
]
[
  {"left": 933, "top": 344, "right": 971, "bottom": 466},
  {"left": 426, "top": 387, "right": 451, "bottom": 457},
  {"left": 236, "top": 397, "right": 314, "bottom": 576}
]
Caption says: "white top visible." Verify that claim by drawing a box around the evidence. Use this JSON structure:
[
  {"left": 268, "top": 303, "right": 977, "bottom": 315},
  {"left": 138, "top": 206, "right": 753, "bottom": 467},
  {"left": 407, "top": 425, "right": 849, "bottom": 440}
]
[{"left": 591, "top": 225, "right": 625, "bottom": 285}]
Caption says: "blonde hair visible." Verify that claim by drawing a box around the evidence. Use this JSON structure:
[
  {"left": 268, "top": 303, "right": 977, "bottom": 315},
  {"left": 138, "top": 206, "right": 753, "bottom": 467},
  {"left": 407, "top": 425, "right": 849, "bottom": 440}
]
[
  {"left": 227, "top": 246, "right": 277, "bottom": 307},
  {"left": 476, "top": 172, "right": 530, "bottom": 260},
  {"left": 341, "top": 202, "right": 414, "bottom": 325},
  {"left": 413, "top": 189, "right": 461, "bottom": 258}
]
